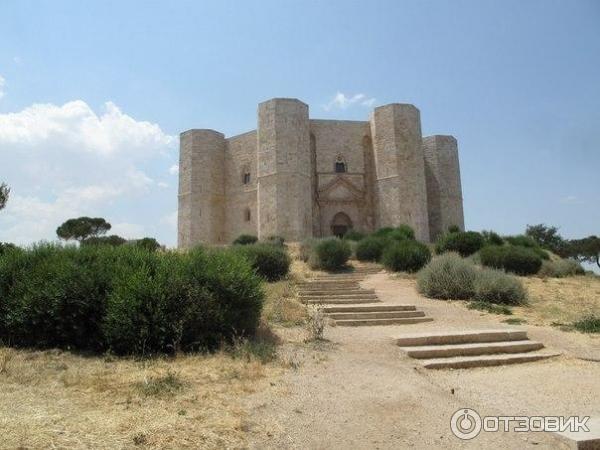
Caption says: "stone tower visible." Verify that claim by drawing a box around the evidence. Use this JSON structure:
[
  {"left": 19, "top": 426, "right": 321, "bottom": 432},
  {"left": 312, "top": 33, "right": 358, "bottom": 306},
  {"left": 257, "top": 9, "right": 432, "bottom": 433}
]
[
  {"left": 423, "top": 135, "right": 465, "bottom": 240},
  {"left": 177, "top": 98, "right": 464, "bottom": 248},
  {"left": 177, "top": 129, "right": 226, "bottom": 248},
  {"left": 257, "top": 98, "right": 312, "bottom": 241},
  {"left": 369, "top": 104, "right": 430, "bottom": 241}
]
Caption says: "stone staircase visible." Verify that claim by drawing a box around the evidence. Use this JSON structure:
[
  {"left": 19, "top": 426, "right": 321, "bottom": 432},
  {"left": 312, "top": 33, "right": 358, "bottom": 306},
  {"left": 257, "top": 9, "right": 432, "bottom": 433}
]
[
  {"left": 394, "top": 329, "right": 560, "bottom": 369},
  {"left": 297, "top": 265, "right": 433, "bottom": 327}
]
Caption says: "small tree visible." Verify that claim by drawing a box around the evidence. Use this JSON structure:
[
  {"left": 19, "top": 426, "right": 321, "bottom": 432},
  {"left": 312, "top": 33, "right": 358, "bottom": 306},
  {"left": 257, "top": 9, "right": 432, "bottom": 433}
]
[
  {"left": 525, "top": 224, "right": 566, "bottom": 255},
  {"left": 0, "top": 182, "right": 9, "bottom": 210},
  {"left": 568, "top": 236, "right": 600, "bottom": 269},
  {"left": 56, "top": 217, "right": 112, "bottom": 242}
]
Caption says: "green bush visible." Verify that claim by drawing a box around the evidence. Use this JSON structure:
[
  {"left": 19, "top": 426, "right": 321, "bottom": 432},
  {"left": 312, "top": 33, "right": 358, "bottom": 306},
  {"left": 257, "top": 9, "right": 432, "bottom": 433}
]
[
  {"left": 355, "top": 236, "right": 387, "bottom": 262},
  {"left": 504, "top": 235, "right": 537, "bottom": 248},
  {"left": 0, "top": 242, "right": 17, "bottom": 256},
  {"left": 436, "top": 231, "right": 484, "bottom": 257},
  {"left": 232, "top": 234, "right": 258, "bottom": 245},
  {"left": 81, "top": 235, "right": 127, "bottom": 247},
  {"left": 234, "top": 243, "right": 290, "bottom": 281},
  {"left": 373, "top": 227, "right": 395, "bottom": 237},
  {"left": 571, "top": 315, "right": 600, "bottom": 334},
  {"left": 538, "top": 259, "right": 584, "bottom": 278},
  {"left": 299, "top": 238, "right": 318, "bottom": 262},
  {"left": 417, "top": 253, "right": 477, "bottom": 299},
  {"left": 343, "top": 230, "right": 366, "bottom": 241},
  {"left": 0, "top": 244, "right": 264, "bottom": 355},
  {"left": 479, "top": 245, "right": 542, "bottom": 275},
  {"left": 309, "top": 239, "right": 351, "bottom": 271},
  {"left": 263, "top": 235, "right": 285, "bottom": 247},
  {"left": 388, "top": 224, "right": 415, "bottom": 241},
  {"left": 447, "top": 225, "right": 461, "bottom": 233},
  {"left": 381, "top": 240, "right": 431, "bottom": 273},
  {"left": 472, "top": 268, "right": 527, "bottom": 305},
  {"left": 481, "top": 230, "right": 504, "bottom": 246},
  {"left": 135, "top": 237, "right": 161, "bottom": 251}
]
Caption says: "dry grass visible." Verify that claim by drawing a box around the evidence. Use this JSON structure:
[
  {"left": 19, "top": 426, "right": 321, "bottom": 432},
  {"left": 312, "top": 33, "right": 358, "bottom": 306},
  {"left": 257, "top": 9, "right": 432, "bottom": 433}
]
[
  {"left": 514, "top": 274, "right": 600, "bottom": 326},
  {"left": 262, "top": 279, "right": 307, "bottom": 327},
  {"left": 0, "top": 347, "right": 280, "bottom": 449}
]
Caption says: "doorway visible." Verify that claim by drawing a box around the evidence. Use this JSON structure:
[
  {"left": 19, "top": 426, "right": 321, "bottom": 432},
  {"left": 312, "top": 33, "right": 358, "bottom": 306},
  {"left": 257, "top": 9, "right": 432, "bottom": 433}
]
[{"left": 330, "top": 212, "right": 353, "bottom": 238}]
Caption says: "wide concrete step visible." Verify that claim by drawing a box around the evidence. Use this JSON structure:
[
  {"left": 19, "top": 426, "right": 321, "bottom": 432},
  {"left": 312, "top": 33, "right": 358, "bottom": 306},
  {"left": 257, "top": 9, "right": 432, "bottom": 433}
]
[
  {"left": 401, "top": 340, "right": 544, "bottom": 359},
  {"left": 421, "top": 352, "right": 560, "bottom": 369},
  {"left": 297, "top": 289, "right": 375, "bottom": 296},
  {"left": 297, "top": 281, "right": 359, "bottom": 286},
  {"left": 297, "top": 284, "right": 360, "bottom": 290},
  {"left": 328, "top": 310, "right": 425, "bottom": 320},
  {"left": 305, "top": 298, "right": 382, "bottom": 305},
  {"left": 394, "top": 329, "right": 528, "bottom": 347},
  {"left": 323, "top": 304, "right": 417, "bottom": 313},
  {"left": 336, "top": 317, "right": 434, "bottom": 327},
  {"left": 300, "top": 293, "right": 378, "bottom": 300}
]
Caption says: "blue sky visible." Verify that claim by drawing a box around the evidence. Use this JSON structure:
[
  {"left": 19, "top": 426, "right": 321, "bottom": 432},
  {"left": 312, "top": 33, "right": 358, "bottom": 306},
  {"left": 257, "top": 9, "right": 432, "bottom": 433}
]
[{"left": 0, "top": 0, "right": 599, "bottom": 247}]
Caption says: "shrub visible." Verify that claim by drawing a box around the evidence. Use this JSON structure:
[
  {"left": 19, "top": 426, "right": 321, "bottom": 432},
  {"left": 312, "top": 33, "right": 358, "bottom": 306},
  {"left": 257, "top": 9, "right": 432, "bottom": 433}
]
[
  {"left": 0, "top": 242, "right": 17, "bottom": 256},
  {"left": 373, "top": 227, "right": 395, "bottom": 238},
  {"left": 538, "top": 259, "right": 584, "bottom": 278},
  {"left": 135, "top": 237, "right": 161, "bottom": 251},
  {"left": 504, "top": 234, "right": 537, "bottom": 248},
  {"left": 467, "top": 301, "right": 513, "bottom": 315},
  {"left": 0, "top": 244, "right": 264, "bottom": 355},
  {"left": 232, "top": 234, "right": 258, "bottom": 245},
  {"left": 309, "top": 239, "right": 351, "bottom": 271},
  {"left": 355, "top": 236, "right": 387, "bottom": 262},
  {"left": 447, "top": 225, "right": 461, "bottom": 233},
  {"left": 234, "top": 243, "right": 291, "bottom": 281},
  {"left": 381, "top": 240, "right": 431, "bottom": 273},
  {"left": 81, "top": 235, "right": 127, "bottom": 247},
  {"left": 263, "top": 235, "right": 285, "bottom": 246},
  {"left": 571, "top": 315, "right": 600, "bottom": 334},
  {"left": 388, "top": 224, "right": 415, "bottom": 241},
  {"left": 479, "top": 245, "right": 542, "bottom": 275},
  {"left": 343, "top": 230, "right": 366, "bottom": 241},
  {"left": 472, "top": 268, "right": 527, "bottom": 305},
  {"left": 436, "top": 231, "right": 484, "bottom": 257},
  {"left": 481, "top": 230, "right": 504, "bottom": 246},
  {"left": 417, "top": 253, "right": 478, "bottom": 299},
  {"left": 299, "top": 238, "right": 318, "bottom": 262}
]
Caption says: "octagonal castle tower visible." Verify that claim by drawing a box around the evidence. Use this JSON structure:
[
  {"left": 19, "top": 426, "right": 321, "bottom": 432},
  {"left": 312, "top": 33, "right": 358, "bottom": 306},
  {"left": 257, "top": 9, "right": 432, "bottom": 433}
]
[{"left": 178, "top": 98, "right": 464, "bottom": 248}]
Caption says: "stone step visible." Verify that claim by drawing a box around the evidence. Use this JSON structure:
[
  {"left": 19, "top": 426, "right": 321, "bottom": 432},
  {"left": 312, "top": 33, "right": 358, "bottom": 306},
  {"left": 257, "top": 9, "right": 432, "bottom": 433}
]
[
  {"left": 336, "top": 317, "right": 434, "bottom": 327},
  {"left": 305, "top": 298, "right": 382, "bottom": 305},
  {"left": 394, "top": 329, "right": 528, "bottom": 347},
  {"left": 323, "top": 304, "right": 417, "bottom": 313},
  {"left": 297, "top": 283, "right": 360, "bottom": 289},
  {"left": 300, "top": 292, "right": 378, "bottom": 299},
  {"left": 328, "top": 310, "right": 426, "bottom": 320},
  {"left": 400, "top": 340, "right": 545, "bottom": 359},
  {"left": 420, "top": 352, "right": 560, "bottom": 370},
  {"left": 297, "top": 289, "right": 375, "bottom": 296}
]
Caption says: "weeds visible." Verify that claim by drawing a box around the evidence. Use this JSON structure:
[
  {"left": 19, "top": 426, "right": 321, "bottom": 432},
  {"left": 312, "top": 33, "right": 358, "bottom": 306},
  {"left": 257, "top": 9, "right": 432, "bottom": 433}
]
[
  {"left": 134, "top": 370, "right": 185, "bottom": 396},
  {"left": 305, "top": 306, "right": 326, "bottom": 341},
  {"left": 467, "top": 301, "right": 513, "bottom": 315}
]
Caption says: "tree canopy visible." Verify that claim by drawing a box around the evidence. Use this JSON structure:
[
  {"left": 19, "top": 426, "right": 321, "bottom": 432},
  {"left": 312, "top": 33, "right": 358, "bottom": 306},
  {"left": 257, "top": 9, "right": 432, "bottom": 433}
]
[
  {"left": 567, "top": 236, "right": 600, "bottom": 269},
  {"left": 56, "top": 217, "right": 112, "bottom": 242},
  {"left": 525, "top": 223, "right": 567, "bottom": 255},
  {"left": 0, "top": 182, "right": 9, "bottom": 211}
]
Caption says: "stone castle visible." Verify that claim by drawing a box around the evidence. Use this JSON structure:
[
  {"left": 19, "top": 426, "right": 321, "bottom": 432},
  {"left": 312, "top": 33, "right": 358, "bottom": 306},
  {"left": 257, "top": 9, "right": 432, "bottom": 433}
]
[{"left": 178, "top": 98, "right": 464, "bottom": 248}]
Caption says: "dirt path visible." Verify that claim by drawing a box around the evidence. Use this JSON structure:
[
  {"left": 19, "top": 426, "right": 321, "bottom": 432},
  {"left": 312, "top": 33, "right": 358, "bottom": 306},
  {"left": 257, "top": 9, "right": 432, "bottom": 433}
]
[{"left": 245, "top": 273, "right": 600, "bottom": 449}]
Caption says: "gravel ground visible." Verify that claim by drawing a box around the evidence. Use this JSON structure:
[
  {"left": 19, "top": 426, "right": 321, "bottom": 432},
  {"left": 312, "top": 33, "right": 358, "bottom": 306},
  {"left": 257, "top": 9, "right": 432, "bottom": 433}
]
[{"left": 245, "top": 273, "right": 600, "bottom": 449}]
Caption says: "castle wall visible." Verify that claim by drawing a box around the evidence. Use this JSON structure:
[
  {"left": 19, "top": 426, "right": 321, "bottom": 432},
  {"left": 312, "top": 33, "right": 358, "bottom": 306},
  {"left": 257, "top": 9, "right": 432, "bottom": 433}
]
[
  {"left": 224, "top": 131, "right": 258, "bottom": 242},
  {"left": 177, "top": 129, "right": 226, "bottom": 248},
  {"left": 177, "top": 98, "right": 463, "bottom": 247},
  {"left": 309, "top": 120, "right": 374, "bottom": 235},
  {"left": 370, "top": 104, "right": 430, "bottom": 241},
  {"left": 423, "top": 135, "right": 465, "bottom": 239},
  {"left": 257, "top": 99, "right": 312, "bottom": 241}
]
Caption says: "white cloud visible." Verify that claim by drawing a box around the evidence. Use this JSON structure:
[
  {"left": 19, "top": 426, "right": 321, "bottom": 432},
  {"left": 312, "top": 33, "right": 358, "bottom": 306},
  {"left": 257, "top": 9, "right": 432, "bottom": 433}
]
[
  {"left": 323, "top": 92, "right": 377, "bottom": 111},
  {"left": 157, "top": 181, "right": 169, "bottom": 189},
  {"left": 0, "top": 75, "right": 5, "bottom": 99},
  {"left": 169, "top": 164, "right": 179, "bottom": 175},
  {"left": 0, "top": 100, "right": 174, "bottom": 157},
  {"left": 0, "top": 99, "right": 177, "bottom": 245},
  {"left": 110, "top": 222, "right": 145, "bottom": 239}
]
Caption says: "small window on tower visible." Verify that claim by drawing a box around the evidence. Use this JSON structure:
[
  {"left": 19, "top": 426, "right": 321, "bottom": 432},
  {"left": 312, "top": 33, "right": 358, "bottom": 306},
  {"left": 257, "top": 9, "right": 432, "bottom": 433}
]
[
  {"left": 243, "top": 171, "right": 251, "bottom": 184},
  {"left": 244, "top": 208, "right": 251, "bottom": 221}
]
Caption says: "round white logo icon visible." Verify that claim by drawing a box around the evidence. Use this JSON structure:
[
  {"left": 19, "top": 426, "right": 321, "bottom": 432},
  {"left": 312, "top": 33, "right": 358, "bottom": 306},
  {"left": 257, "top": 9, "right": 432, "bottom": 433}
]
[{"left": 451, "top": 408, "right": 482, "bottom": 440}]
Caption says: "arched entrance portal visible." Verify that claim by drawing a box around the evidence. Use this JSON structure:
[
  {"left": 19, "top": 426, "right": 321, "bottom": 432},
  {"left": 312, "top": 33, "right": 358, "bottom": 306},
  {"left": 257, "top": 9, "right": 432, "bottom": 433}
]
[{"left": 330, "top": 212, "right": 353, "bottom": 238}]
